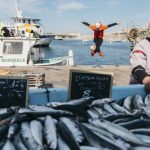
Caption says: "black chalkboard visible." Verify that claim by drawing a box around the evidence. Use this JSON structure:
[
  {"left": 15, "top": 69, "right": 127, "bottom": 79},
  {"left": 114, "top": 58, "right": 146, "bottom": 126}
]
[
  {"left": 0, "top": 76, "right": 28, "bottom": 108},
  {"left": 68, "top": 70, "right": 113, "bottom": 100}
]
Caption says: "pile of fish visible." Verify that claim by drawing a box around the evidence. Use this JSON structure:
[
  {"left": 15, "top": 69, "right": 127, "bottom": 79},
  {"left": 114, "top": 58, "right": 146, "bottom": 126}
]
[{"left": 1, "top": 94, "right": 150, "bottom": 149}]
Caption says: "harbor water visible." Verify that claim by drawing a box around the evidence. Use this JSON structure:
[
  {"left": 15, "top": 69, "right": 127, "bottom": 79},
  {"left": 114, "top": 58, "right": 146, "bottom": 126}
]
[{"left": 39, "top": 39, "right": 131, "bottom": 65}]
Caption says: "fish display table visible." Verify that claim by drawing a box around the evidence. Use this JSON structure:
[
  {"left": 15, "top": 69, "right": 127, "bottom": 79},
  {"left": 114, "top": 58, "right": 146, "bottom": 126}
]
[{"left": 1, "top": 84, "right": 150, "bottom": 149}]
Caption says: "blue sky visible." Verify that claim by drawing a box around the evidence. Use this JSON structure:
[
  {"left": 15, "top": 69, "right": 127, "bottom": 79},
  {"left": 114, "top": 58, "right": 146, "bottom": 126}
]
[{"left": 0, "top": 0, "right": 150, "bottom": 35}]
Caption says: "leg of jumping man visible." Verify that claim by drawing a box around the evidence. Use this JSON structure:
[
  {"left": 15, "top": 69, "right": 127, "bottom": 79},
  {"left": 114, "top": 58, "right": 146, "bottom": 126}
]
[{"left": 94, "top": 38, "right": 104, "bottom": 56}]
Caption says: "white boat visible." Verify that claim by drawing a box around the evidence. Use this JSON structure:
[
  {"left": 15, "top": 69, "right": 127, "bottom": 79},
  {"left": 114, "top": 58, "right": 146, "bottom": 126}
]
[
  {"left": 82, "top": 39, "right": 90, "bottom": 43},
  {"left": 0, "top": 0, "right": 55, "bottom": 47},
  {"left": 55, "top": 35, "right": 63, "bottom": 40},
  {"left": 34, "top": 34, "right": 56, "bottom": 47},
  {"left": 0, "top": 37, "right": 74, "bottom": 67}
]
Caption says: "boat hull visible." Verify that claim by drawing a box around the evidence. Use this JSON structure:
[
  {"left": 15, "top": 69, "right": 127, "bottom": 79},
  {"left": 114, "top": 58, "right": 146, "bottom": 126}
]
[
  {"left": 33, "top": 56, "right": 72, "bottom": 66},
  {"left": 34, "top": 35, "right": 55, "bottom": 47}
]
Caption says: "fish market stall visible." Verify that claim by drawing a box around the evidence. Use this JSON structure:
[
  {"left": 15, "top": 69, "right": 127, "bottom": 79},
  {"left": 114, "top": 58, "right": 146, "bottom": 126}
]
[{"left": 1, "top": 84, "right": 150, "bottom": 149}]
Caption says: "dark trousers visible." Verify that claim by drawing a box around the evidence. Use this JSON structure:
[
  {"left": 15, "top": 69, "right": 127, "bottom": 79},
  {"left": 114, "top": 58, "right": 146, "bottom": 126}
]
[{"left": 94, "top": 38, "right": 103, "bottom": 52}]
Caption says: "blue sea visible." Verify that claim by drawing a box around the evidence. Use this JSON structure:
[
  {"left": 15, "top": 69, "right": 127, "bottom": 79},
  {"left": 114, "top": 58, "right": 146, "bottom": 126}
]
[{"left": 39, "top": 39, "right": 131, "bottom": 65}]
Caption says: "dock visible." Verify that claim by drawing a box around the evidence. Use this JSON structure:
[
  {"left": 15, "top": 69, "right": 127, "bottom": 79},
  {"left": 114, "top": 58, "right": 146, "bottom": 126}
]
[{"left": 0, "top": 65, "right": 131, "bottom": 88}]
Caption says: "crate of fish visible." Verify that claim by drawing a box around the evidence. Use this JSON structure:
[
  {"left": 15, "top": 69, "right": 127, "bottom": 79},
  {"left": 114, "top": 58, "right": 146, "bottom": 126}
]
[{"left": 19, "top": 73, "right": 45, "bottom": 87}]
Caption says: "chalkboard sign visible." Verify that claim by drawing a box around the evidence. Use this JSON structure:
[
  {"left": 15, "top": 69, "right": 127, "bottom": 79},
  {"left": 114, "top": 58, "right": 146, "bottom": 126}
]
[
  {"left": 68, "top": 70, "right": 113, "bottom": 100},
  {"left": 0, "top": 76, "right": 28, "bottom": 108}
]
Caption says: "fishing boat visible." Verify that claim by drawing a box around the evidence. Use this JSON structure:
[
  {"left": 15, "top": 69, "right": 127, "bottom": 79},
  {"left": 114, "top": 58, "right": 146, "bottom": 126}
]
[
  {"left": 0, "top": 37, "right": 74, "bottom": 67},
  {"left": 0, "top": 0, "right": 55, "bottom": 47}
]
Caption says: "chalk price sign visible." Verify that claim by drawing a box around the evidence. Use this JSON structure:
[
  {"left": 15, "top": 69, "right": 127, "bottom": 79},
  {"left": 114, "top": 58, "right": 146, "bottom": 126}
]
[
  {"left": 0, "top": 76, "right": 28, "bottom": 108},
  {"left": 68, "top": 70, "right": 113, "bottom": 100}
]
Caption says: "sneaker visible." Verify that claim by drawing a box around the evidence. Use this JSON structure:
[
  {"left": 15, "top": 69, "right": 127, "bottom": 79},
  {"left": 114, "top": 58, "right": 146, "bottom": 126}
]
[
  {"left": 91, "top": 50, "right": 96, "bottom": 56},
  {"left": 99, "top": 51, "right": 104, "bottom": 57}
]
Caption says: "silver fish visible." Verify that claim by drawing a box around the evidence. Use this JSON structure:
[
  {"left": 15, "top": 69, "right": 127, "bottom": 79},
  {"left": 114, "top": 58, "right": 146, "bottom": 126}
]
[
  {"left": 123, "top": 96, "right": 132, "bottom": 111},
  {"left": 18, "top": 108, "right": 33, "bottom": 113},
  {"left": 30, "top": 120, "right": 43, "bottom": 146},
  {"left": 135, "top": 134, "right": 150, "bottom": 144},
  {"left": 60, "top": 117, "right": 84, "bottom": 143},
  {"left": 111, "top": 103, "right": 131, "bottom": 114},
  {"left": 103, "top": 103, "right": 118, "bottom": 115},
  {"left": 133, "top": 95, "right": 144, "bottom": 109},
  {"left": 144, "top": 94, "right": 150, "bottom": 106},
  {"left": 7, "top": 123, "right": 19, "bottom": 139},
  {"left": 20, "top": 122, "right": 40, "bottom": 150},
  {"left": 91, "top": 98, "right": 112, "bottom": 107},
  {"left": 80, "top": 123, "right": 122, "bottom": 150},
  {"left": 44, "top": 115, "right": 57, "bottom": 149},
  {"left": 28, "top": 105, "right": 73, "bottom": 116},
  {"left": 80, "top": 146, "right": 100, "bottom": 150},
  {"left": 87, "top": 109, "right": 100, "bottom": 119},
  {"left": 89, "top": 118, "right": 147, "bottom": 146},
  {"left": 133, "top": 146, "right": 150, "bottom": 150},
  {"left": 56, "top": 120, "right": 80, "bottom": 150},
  {"left": 13, "top": 133, "right": 28, "bottom": 150},
  {"left": 82, "top": 123, "right": 114, "bottom": 140},
  {"left": 57, "top": 134, "right": 71, "bottom": 150},
  {"left": 0, "top": 109, "right": 8, "bottom": 114},
  {"left": 2, "top": 140, "right": 16, "bottom": 150}
]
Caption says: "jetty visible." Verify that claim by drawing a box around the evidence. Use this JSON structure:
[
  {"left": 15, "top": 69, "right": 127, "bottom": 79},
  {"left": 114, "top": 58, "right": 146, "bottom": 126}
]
[{"left": 0, "top": 65, "right": 131, "bottom": 88}]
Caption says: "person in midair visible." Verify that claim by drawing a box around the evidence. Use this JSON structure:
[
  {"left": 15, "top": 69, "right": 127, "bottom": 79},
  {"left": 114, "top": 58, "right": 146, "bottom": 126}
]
[{"left": 81, "top": 21, "right": 121, "bottom": 56}]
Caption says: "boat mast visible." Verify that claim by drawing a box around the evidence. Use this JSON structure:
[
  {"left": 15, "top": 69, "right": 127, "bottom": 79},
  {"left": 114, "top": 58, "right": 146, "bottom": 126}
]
[{"left": 15, "top": 0, "right": 23, "bottom": 18}]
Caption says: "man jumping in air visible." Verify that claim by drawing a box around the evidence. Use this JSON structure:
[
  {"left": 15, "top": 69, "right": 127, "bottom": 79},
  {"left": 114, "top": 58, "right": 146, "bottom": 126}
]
[{"left": 81, "top": 21, "right": 121, "bottom": 56}]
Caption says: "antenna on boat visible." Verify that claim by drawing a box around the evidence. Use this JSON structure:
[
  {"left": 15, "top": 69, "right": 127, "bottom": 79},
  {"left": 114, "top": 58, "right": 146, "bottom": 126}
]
[{"left": 15, "top": 0, "right": 23, "bottom": 18}]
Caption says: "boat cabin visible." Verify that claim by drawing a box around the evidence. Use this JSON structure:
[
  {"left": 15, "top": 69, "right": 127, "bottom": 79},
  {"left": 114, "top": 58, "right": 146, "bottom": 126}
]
[{"left": 0, "top": 37, "right": 37, "bottom": 66}]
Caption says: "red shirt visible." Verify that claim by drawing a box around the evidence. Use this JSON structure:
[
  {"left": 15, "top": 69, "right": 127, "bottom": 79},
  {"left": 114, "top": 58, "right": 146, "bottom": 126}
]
[{"left": 89, "top": 24, "right": 108, "bottom": 39}]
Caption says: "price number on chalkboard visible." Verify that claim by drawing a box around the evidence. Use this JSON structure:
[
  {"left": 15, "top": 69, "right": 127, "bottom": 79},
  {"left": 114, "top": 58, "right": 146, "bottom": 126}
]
[{"left": 68, "top": 70, "right": 113, "bottom": 100}]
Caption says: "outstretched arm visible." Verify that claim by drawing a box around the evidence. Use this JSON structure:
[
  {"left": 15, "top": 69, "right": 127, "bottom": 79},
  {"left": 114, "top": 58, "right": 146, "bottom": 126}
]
[
  {"left": 107, "top": 22, "right": 121, "bottom": 28},
  {"left": 81, "top": 21, "right": 90, "bottom": 27}
]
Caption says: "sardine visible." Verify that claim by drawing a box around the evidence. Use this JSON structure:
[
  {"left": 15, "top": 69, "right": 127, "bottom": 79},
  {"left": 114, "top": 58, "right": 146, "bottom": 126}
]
[
  {"left": 103, "top": 113, "right": 134, "bottom": 122},
  {"left": 87, "top": 109, "right": 100, "bottom": 119},
  {"left": 144, "top": 94, "right": 150, "bottom": 106},
  {"left": 133, "top": 146, "right": 150, "bottom": 150},
  {"left": 131, "top": 128, "right": 150, "bottom": 136},
  {"left": 51, "top": 97, "right": 94, "bottom": 109},
  {"left": 20, "top": 122, "right": 40, "bottom": 150},
  {"left": 7, "top": 123, "right": 19, "bottom": 139},
  {"left": 2, "top": 140, "right": 16, "bottom": 150},
  {"left": 89, "top": 118, "right": 147, "bottom": 146},
  {"left": 59, "top": 117, "right": 84, "bottom": 143},
  {"left": 133, "top": 95, "right": 144, "bottom": 109},
  {"left": 13, "top": 133, "right": 28, "bottom": 150},
  {"left": 123, "top": 96, "right": 133, "bottom": 111},
  {"left": 80, "top": 146, "right": 100, "bottom": 150},
  {"left": 44, "top": 115, "right": 57, "bottom": 149},
  {"left": 57, "top": 134, "right": 71, "bottom": 150},
  {"left": 30, "top": 120, "right": 43, "bottom": 146},
  {"left": 80, "top": 123, "right": 123, "bottom": 150},
  {"left": 56, "top": 120, "right": 80, "bottom": 150},
  {"left": 0, "top": 140, "right": 5, "bottom": 149},
  {"left": 91, "top": 98, "right": 112, "bottom": 107},
  {"left": 27, "top": 105, "right": 73, "bottom": 117},
  {"left": 0, "top": 125, "right": 9, "bottom": 140},
  {"left": 113, "top": 117, "right": 137, "bottom": 124},
  {"left": 135, "top": 134, "right": 150, "bottom": 144},
  {"left": 111, "top": 103, "right": 131, "bottom": 114},
  {"left": 0, "top": 108, "right": 16, "bottom": 119},
  {"left": 82, "top": 123, "right": 114, "bottom": 140},
  {"left": 118, "top": 118, "right": 150, "bottom": 130},
  {"left": 103, "top": 103, "right": 118, "bottom": 115}
]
